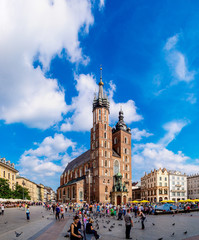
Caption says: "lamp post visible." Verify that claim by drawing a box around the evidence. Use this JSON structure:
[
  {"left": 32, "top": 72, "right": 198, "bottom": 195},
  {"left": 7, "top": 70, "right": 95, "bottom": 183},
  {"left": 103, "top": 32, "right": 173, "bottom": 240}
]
[{"left": 22, "top": 180, "right": 25, "bottom": 200}]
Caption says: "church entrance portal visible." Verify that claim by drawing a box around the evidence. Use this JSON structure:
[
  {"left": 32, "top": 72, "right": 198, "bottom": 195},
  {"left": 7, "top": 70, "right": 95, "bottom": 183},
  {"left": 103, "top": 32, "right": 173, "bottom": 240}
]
[{"left": 117, "top": 195, "right": 121, "bottom": 205}]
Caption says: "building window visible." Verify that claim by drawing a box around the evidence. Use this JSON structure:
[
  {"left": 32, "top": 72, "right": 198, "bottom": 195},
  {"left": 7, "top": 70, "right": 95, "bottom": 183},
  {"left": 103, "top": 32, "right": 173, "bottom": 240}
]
[
  {"left": 114, "top": 137, "right": 117, "bottom": 144},
  {"left": 164, "top": 190, "right": 167, "bottom": 194},
  {"left": 105, "top": 151, "right": 107, "bottom": 157},
  {"left": 63, "top": 189, "right": 65, "bottom": 195},
  {"left": 159, "top": 182, "right": 162, "bottom": 186},
  {"left": 126, "top": 173, "right": 128, "bottom": 179},
  {"left": 80, "top": 168, "right": 82, "bottom": 177},
  {"left": 79, "top": 191, "right": 83, "bottom": 200},
  {"left": 165, "top": 183, "right": 167, "bottom": 187},
  {"left": 12, "top": 175, "right": 14, "bottom": 181},
  {"left": 165, "top": 177, "right": 167, "bottom": 181},
  {"left": 104, "top": 110, "right": 107, "bottom": 121},
  {"left": 125, "top": 137, "right": 128, "bottom": 144},
  {"left": 159, "top": 190, "right": 162, "bottom": 194},
  {"left": 105, "top": 160, "right": 108, "bottom": 167},
  {"left": 101, "top": 160, "right": 103, "bottom": 167},
  {"left": 105, "top": 141, "right": 107, "bottom": 148},
  {"left": 105, "top": 186, "right": 108, "bottom": 192},
  {"left": 99, "top": 109, "right": 101, "bottom": 120},
  {"left": 105, "top": 170, "right": 108, "bottom": 176},
  {"left": 73, "top": 187, "right": 75, "bottom": 198},
  {"left": 3, "top": 171, "right": 5, "bottom": 178},
  {"left": 159, "top": 177, "right": 162, "bottom": 181},
  {"left": 101, "top": 140, "right": 103, "bottom": 147},
  {"left": 104, "top": 124, "right": 107, "bottom": 130},
  {"left": 125, "top": 165, "right": 128, "bottom": 171},
  {"left": 114, "top": 160, "right": 120, "bottom": 175},
  {"left": 8, "top": 173, "right": 10, "bottom": 179},
  {"left": 104, "top": 132, "right": 107, "bottom": 139}
]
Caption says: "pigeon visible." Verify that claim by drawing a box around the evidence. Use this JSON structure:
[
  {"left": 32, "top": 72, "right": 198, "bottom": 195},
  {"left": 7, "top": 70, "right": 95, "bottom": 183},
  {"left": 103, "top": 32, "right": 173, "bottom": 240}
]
[
  {"left": 184, "top": 231, "right": 187, "bottom": 234},
  {"left": 172, "top": 223, "right": 175, "bottom": 226},
  {"left": 47, "top": 217, "right": 49, "bottom": 220},
  {"left": 172, "top": 215, "right": 175, "bottom": 217},
  {"left": 103, "top": 226, "right": 107, "bottom": 228},
  {"left": 42, "top": 216, "right": 44, "bottom": 218},
  {"left": 110, "top": 226, "right": 114, "bottom": 229},
  {"left": 190, "top": 214, "right": 193, "bottom": 217},
  {"left": 158, "top": 238, "right": 163, "bottom": 240},
  {"left": 15, "top": 231, "right": 23, "bottom": 237},
  {"left": 113, "top": 223, "right": 115, "bottom": 225},
  {"left": 109, "top": 228, "right": 112, "bottom": 231},
  {"left": 171, "top": 233, "right": 175, "bottom": 236},
  {"left": 4, "top": 221, "right": 8, "bottom": 224},
  {"left": 152, "top": 223, "right": 155, "bottom": 226},
  {"left": 118, "top": 224, "right": 122, "bottom": 226}
]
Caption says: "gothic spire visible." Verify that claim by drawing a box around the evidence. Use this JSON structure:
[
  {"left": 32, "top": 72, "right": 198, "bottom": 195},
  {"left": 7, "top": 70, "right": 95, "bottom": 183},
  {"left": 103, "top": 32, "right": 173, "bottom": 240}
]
[{"left": 98, "top": 67, "right": 104, "bottom": 98}]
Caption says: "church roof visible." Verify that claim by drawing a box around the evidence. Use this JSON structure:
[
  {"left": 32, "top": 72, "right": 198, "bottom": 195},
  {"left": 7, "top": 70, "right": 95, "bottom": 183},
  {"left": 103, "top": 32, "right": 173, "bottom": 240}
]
[
  {"left": 63, "top": 149, "right": 90, "bottom": 173},
  {"left": 112, "top": 149, "right": 120, "bottom": 158},
  {"left": 58, "top": 175, "right": 86, "bottom": 189}
]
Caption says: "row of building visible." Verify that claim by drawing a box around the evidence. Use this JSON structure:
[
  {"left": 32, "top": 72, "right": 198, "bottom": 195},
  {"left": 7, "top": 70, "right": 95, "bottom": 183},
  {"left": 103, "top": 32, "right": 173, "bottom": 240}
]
[
  {"left": 132, "top": 168, "right": 199, "bottom": 202},
  {"left": 0, "top": 157, "right": 56, "bottom": 202}
]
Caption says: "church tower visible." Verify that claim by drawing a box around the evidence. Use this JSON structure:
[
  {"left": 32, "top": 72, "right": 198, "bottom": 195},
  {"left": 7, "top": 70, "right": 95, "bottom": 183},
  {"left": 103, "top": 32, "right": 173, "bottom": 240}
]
[{"left": 90, "top": 67, "right": 113, "bottom": 203}]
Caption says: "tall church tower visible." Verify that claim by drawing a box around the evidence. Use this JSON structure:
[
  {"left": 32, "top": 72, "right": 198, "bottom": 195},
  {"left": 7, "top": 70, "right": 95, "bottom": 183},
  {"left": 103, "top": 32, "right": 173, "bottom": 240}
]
[{"left": 90, "top": 67, "right": 113, "bottom": 203}]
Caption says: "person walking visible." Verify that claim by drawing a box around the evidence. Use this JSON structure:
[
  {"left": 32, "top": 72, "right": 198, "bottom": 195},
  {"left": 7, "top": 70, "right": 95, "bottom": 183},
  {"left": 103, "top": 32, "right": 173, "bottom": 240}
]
[
  {"left": 60, "top": 207, "right": 64, "bottom": 220},
  {"left": 138, "top": 210, "right": 146, "bottom": 229},
  {"left": 55, "top": 205, "right": 60, "bottom": 220},
  {"left": 124, "top": 209, "right": 133, "bottom": 239},
  {"left": 26, "top": 206, "right": 30, "bottom": 221},
  {"left": 1, "top": 204, "right": 4, "bottom": 216}
]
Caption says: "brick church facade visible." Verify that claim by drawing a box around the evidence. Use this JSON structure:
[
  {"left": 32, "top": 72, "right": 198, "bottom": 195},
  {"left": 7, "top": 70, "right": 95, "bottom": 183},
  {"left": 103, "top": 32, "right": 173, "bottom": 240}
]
[{"left": 57, "top": 69, "right": 132, "bottom": 204}]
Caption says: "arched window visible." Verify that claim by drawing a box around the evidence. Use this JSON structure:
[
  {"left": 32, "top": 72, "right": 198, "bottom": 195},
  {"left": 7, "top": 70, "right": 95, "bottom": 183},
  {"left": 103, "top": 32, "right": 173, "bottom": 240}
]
[
  {"left": 105, "top": 186, "right": 108, "bottom": 192},
  {"left": 67, "top": 188, "right": 70, "bottom": 198},
  {"left": 79, "top": 190, "right": 83, "bottom": 201},
  {"left": 105, "top": 141, "right": 107, "bottom": 148},
  {"left": 125, "top": 165, "right": 128, "bottom": 171},
  {"left": 104, "top": 123, "right": 107, "bottom": 130},
  {"left": 104, "top": 132, "right": 107, "bottom": 139},
  {"left": 105, "top": 151, "right": 107, "bottom": 157},
  {"left": 125, "top": 156, "right": 128, "bottom": 162},
  {"left": 104, "top": 110, "right": 107, "bottom": 121},
  {"left": 73, "top": 186, "right": 75, "bottom": 198},
  {"left": 105, "top": 160, "right": 107, "bottom": 167},
  {"left": 99, "top": 109, "right": 101, "bottom": 120},
  {"left": 114, "top": 160, "right": 120, "bottom": 175}
]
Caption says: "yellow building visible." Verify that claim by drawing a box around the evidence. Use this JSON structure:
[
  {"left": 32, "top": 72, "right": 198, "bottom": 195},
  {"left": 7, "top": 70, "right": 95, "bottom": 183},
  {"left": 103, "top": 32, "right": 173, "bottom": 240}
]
[
  {"left": 16, "top": 176, "right": 38, "bottom": 202},
  {"left": 141, "top": 168, "right": 169, "bottom": 202},
  {"left": 37, "top": 184, "right": 44, "bottom": 202},
  {"left": 0, "top": 158, "right": 18, "bottom": 190}
]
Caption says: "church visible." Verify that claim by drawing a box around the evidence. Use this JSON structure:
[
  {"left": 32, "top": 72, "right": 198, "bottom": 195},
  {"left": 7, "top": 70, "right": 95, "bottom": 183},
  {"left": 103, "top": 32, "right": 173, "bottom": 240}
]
[{"left": 57, "top": 69, "right": 132, "bottom": 205}]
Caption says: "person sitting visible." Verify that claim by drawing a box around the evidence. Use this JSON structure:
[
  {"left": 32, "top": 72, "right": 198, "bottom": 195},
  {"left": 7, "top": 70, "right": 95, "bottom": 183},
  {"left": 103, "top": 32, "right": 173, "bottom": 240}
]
[
  {"left": 86, "top": 218, "right": 100, "bottom": 239},
  {"left": 70, "top": 216, "right": 83, "bottom": 240}
]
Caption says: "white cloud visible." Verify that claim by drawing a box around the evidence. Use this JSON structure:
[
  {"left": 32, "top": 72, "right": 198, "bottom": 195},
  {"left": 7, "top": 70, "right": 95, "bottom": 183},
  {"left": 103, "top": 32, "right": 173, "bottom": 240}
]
[
  {"left": 132, "top": 119, "right": 199, "bottom": 178},
  {"left": 164, "top": 34, "right": 196, "bottom": 83},
  {"left": 159, "top": 120, "right": 188, "bottom": 146},
  {"left": 0, "top": 0, "right": 94, "bottom": 129},
  {"left": 131, "top": 128, "right": 153, "bottom": 141},
  {"left": 132, "top": 142, "right": 199, "bottom": 176},
  {"left": 186, "top": 93, "right": 197, "bottom": 104},
  {"left": 164, "top": 34, "right": 179, "bottom": 51},
  {"left": 19, "top": 134, "right": 77, "bottom": 178},
  {"left": 61, "top": 75, "right": 142, "bottom": 132},
  {"left": 99, "top": 0, "right": 105, "bottom": 9}
]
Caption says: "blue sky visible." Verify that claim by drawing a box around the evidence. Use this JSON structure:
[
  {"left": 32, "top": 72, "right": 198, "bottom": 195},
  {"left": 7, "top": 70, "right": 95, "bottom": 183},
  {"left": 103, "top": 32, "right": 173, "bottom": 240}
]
[{"left": 0, "top": 0, "right": 199, "bottom": 190}]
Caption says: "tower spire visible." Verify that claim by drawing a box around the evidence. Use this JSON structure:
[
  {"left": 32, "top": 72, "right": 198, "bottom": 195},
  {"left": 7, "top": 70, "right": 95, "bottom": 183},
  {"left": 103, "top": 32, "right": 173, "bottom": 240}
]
[{"left": 98, "top": 66, "right": 104, "bottom": 98}]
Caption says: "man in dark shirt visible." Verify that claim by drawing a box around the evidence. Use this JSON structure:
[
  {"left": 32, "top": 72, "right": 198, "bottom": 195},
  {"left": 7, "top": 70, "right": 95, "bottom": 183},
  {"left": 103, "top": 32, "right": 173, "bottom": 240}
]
[
  {"left": 55, "top": 205, "right": 60, "bottom": 220},
  {"left": 124, "top": 209, "right": 133, "bottom": 239}
]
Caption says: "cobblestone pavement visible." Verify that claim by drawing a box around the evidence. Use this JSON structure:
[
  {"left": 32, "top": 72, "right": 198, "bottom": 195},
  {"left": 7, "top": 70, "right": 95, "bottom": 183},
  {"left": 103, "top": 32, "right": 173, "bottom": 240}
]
[{"left": 1, "top": 207, "right": 199, "bottom": 240}]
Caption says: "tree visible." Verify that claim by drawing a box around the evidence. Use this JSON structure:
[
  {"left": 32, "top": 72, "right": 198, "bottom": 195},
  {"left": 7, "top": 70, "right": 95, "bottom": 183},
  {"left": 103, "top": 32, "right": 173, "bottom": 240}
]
[
  {"left": 13, "top": 184, "right": 31, "bottom": 200},
  {"left": 0, "top": 178, "right": 12, "bottom": 198}
]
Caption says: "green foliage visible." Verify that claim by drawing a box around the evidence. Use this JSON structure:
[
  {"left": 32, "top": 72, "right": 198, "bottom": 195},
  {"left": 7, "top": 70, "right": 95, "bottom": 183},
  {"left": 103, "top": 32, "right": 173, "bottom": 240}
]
[
  {"left": 13, "top": 184, "right": 31, "bottom": 200},
  {"left": 0, "top": 178, "right": 13, "bottom": 198},
  {"left": 0, "top": 178, "right": 30, "bottom": 200}
]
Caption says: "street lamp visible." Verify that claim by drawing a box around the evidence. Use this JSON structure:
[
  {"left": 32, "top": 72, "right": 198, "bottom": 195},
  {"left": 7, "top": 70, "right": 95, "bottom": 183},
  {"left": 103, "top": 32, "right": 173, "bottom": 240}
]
[{"left": 22, "top": 180, "right": 25, "bottom": 200}]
